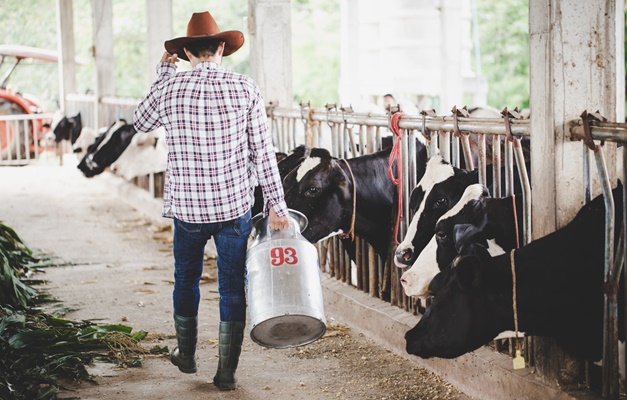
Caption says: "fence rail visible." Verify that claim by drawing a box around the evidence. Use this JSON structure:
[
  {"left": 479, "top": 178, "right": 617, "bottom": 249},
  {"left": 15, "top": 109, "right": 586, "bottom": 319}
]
[{"left": 0, "top": 113, "right": 56, "bottom": 165}]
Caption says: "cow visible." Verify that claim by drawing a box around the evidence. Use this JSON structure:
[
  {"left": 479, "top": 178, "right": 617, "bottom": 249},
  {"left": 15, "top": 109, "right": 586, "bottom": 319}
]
[
  {"left": 251, "top": 145, "right": 317, "bottom": 217},
  {"left": 109, "top": 127, "right": 167, "bottom": 180},
  {"left": 282, "top": 140, "right": 428, "bottom": 259},
  {"left": 394, "top": 155, "right": 528, "bottom": 268},
  {"left": 77, "top": 120, "right": 136, "bottom": 178},
  {"left": 405, "top": 185, "right": 623, "bottom": 363},
  {"left": 400, "top": 183, "right": 524, "bottom": 298},
  {"left": 44, "top": 112, "right": 82, "bottom": 144}
]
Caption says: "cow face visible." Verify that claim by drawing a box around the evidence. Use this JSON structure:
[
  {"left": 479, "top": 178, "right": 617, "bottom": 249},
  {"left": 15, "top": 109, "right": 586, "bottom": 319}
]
[
  {"left": 405, "top": 241, "right": 509, "bottom": 359},
  {"left": 283, "top": 149, "right": 352, "bottom": 242},
  {"left": 52, "top": 112, "right": 82, "bottom": 143},
  {"left": 394, "top": 156, "right": 477, "bottom": 268}
]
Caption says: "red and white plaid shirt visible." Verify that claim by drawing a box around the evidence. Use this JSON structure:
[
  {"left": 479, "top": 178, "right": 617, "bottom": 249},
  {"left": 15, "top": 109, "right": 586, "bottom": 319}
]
[{"left": 133, "top": 61, "right": 288, "bottom": 223}]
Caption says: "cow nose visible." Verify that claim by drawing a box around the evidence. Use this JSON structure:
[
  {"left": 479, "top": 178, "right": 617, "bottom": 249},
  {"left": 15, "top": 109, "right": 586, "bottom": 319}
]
[{"left": 395, "top": 248, "right": 413, "bottom": 267}]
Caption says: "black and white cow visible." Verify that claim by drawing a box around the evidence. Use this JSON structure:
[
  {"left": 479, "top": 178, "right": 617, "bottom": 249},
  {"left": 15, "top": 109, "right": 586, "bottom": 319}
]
[
  {"left": 405, "top": 185, "right": 623, "bottom": 362},
  {"left": 283, "top": 141, "right": 428, "bottom": 259},
  {"left": 46, "top": 112, "right": 82, "bottom": 144},
  {"left": 400, "top": 183, "right": 524, "bottom": 298},
  {"left": 251, "top": 145, "right": 318, "bottom": 217},
  {"left": 77, "top": 120, "right": 136, "bottom": 178}
]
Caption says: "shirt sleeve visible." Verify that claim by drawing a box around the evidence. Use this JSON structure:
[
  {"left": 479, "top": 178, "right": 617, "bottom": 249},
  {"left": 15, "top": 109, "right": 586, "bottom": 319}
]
[
  {"left": 133, "top": 62, "right": 176, "bottom": 133},
  {"left": 247, "top": 85, "right": 288, "bottom": 218}
]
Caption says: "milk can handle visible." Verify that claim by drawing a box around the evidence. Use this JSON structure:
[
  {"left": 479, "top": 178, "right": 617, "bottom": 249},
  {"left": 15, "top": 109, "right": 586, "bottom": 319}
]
[{"left": 266, "top": 218, "right": 300, "bottom": 239}]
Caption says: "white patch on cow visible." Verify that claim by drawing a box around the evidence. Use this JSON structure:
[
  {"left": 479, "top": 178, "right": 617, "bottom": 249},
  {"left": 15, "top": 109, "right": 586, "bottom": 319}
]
[
  {"left": 493, "top": 331, "right": 526, "bottom": 340},
  {"left": 486, "top": 239, "right": 505, "bottom": 256},
  {"left": 318, "top": 229, "right": 344, "bottom": 242},
  {"left": 437, "top": 184, "right": 485, "bottom": 223},
  {"left": 110, "top": 127, "right": 167, "bottom": 180},
  {"left": 295, "top": 157, "right": 321, "bottom": 182},
  {"left": 72, "top": 127, "right": 97, "bottom": 159},
  {"left": 400, "top": 235, "right": 439, "bottom": 299},
  {"left": 396, "top": 156, "right": 454, "bottom": 258}
]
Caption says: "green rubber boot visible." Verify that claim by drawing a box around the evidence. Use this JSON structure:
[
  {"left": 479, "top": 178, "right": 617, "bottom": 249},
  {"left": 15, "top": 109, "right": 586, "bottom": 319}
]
[
  {"left": 170, "top": 313, "right": 198, "bottom": 374},
  {"left": 213, "top": 321, "right": 245, "bottom": 390}
]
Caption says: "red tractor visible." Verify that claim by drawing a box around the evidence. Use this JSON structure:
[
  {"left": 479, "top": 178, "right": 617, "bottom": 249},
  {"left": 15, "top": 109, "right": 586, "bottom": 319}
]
[{"left": 0, "top": 45, "right": 55, "bottom": 161}]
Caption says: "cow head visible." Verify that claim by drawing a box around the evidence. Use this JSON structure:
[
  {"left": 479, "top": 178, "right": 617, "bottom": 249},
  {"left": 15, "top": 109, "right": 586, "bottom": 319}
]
[
  {"left": 405, "top": 229, "right": 510, "bottom": 359},
  {"left": 394, "top": 155, "right": 478, "bottom": 268},
  {"left": 77, "top": 120, "right": 136, "bottom": 178},
  {"left": 283, "top": 148, "right": 352, "bottom": 242},
  {"left": 51, "top": 112, "right": 82, "bottom": 143}
]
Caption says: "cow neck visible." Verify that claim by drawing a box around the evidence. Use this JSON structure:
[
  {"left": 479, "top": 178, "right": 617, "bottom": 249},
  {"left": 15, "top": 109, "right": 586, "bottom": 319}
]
[{"left": 339, "top": 158, "right": 356, "bottom": 241}]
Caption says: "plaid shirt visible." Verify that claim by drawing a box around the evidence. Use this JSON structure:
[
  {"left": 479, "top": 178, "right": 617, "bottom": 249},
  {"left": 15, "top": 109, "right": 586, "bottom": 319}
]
[{"left": 133, "top": 61, "right": 288, "bottom": 223}]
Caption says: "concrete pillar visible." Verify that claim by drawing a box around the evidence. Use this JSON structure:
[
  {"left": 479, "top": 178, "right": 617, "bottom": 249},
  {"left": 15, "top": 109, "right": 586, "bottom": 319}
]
[
  {"left": 529, "top": 0, "right": 620, "bottom": 386},
  {"left": 92, "top": 0, "right": 114, "bottom": 129},
  {"left": 339, "top": 0, "right": 359, "bottom": 106},
  {"left": 439, "top": 0, "right": 464, "bottom": 114},
  {"left": 146, "top": 0, "right": 172, "bottom": 83},
  {"left": 247, "top": 0, "right": 292, "bottom": 107},
  {"left": 56, "top": 0, "right": 76, "bottom": 112}
]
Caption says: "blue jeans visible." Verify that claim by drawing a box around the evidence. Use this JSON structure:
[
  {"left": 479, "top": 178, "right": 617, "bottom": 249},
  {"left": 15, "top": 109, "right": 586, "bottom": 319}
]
[{"left": 172, "top": 210, "right": 252, "bottom": 322}]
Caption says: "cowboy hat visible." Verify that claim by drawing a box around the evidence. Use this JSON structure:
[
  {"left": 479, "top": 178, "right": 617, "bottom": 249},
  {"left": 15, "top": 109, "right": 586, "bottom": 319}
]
[{"left": 164, "top": 11, "right": 244, "bottom": 61}]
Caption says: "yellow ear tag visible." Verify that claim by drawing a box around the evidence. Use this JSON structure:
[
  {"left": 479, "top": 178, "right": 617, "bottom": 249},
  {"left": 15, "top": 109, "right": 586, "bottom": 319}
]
[{"left": 513, "top": 349, "right": 525, "bottom": 370}]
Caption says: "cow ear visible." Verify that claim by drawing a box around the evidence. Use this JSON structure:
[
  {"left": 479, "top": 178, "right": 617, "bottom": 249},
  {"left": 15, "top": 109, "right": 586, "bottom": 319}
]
[{"left": 453, "top": 223, "right": 483, "bottom": 253}]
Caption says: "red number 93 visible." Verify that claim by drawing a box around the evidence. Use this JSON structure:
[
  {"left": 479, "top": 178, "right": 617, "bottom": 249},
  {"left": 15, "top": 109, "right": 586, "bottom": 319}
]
[{"left": 270, "top": 247, "right": 298, "bottom": 266}]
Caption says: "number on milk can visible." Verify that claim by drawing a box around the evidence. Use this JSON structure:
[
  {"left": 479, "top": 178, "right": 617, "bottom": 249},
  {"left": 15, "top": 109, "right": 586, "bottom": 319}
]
[{"left": 270, "top": 247, "right": 299, "bottom": 266}]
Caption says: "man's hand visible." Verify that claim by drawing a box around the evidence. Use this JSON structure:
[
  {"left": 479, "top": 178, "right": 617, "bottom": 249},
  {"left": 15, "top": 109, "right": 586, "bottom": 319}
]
[
  {"left": 161, "top": 52, "right": 179, "bottom": 64},
  {"left": 269, "top": 208, "right": 289, "bottom": 230}
]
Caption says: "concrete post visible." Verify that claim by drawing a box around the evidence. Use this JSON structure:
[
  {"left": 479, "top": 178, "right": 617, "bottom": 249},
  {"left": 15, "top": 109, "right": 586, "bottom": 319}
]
[
  {"left": 56, "top": 0, "right": 76, "bottom": 112},
  {"left": 247, "top": 0, "right": 292, "bottom": 107},
  {"left": 439, "top": 0, "right": 464, "bottom": 114},
  {"left": 145, "top": 0, "right": 172, "bottom": 83},
  {"left": 92, "top": 0, "right": 114, "bottom": 129},
  {"left": 529, "top": 0, "right": 620, "bottom": 387}
]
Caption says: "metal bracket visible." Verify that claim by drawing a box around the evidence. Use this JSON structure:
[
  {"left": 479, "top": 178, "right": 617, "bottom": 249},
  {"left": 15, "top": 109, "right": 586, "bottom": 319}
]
[
  {"left": 325, "top": 103, "right": 337, "bottom": 129},
  {"left": 420, "top": 109, "right": 436, "bottom": 143},
  {"left": 266, "top": 101, "right": 276, "bottom": 118},
  {"left": 501, "top": 106, "right": 521, "bottom": 142},
  {"left": 452, "top": 105, "right": 470, "bottom": 138},
  {"left": 581, "top": 109, "right": 608, "bottom": 150}
]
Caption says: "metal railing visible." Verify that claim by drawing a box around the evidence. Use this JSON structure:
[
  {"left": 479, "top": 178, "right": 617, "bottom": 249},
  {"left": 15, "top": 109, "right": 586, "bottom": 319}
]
[{"left": 0, "top": 113, "right": 56, "bottom": 165}]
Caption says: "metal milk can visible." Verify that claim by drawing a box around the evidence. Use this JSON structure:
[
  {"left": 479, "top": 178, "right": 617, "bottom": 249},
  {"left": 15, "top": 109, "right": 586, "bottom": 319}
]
[{"left": 246, "top": 209, "right": 326, "bottom": 348}]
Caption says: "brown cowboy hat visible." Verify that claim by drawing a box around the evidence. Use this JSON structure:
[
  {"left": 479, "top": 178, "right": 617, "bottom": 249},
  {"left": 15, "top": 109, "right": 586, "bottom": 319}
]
[{"left": 164, "top": 11, "right": 244, "bottom": 61}]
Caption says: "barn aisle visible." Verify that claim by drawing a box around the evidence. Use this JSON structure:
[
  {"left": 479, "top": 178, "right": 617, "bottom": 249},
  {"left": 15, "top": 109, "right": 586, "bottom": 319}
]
[{"left": 0, "top": 161, "right": 471, "bottom": 400}]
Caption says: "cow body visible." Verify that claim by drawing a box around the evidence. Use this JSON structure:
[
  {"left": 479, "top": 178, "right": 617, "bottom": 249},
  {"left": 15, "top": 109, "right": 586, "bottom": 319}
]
[
  {"left": 400, "top": 183, "right": 524, "bottom": 298},
  {"left": 283, "top": 142, "right": 428, "bottom": 258},
  {"left": 405, "top": 185, "right": 623, "bottom": 362},
  {"left": 77, "top": 120, "right": 136, "bottom": 178}
]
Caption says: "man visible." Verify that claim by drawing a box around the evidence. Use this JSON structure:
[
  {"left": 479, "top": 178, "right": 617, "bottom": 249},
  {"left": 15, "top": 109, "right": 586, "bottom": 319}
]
[{"left": 133, "top": 11, "right": 289, "bottom": 391}]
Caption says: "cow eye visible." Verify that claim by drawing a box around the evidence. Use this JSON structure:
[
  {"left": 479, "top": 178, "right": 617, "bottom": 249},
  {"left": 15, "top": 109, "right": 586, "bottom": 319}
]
[
  {"left": 305, "top": 187, "right": 320, "bottom": 197},
  {"left": 436, "top": 231, "right": 447, "bottom": 241},
  {"left": 434, "top": 198, "right": 448, "bottom": 209}
]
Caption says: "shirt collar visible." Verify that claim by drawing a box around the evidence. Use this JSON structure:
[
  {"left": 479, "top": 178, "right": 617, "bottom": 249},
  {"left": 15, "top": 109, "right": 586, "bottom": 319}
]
[{"left": 195, "top": 61, "right": 221, "bottom": 71}]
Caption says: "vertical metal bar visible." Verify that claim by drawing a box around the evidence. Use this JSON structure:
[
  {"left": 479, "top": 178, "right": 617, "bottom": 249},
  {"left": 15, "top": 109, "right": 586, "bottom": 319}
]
[
  {"left": 451, "top": 135, "right": 460, "bottom": 168},
  {"left": 583, "top": 144, "right": 592, "bottom": 203},
  {"left": 513, "top": 139, "right": 532, "bottom": 245},
  {"left": 430, "top": 129, "right": 438, "bottom": 158},
  {"left": 460, "top": 134, "right": 475, "bottom": 171},
  {"left": 504, "top": 139, "right": 514, "bottom": 197},
  {"left": 408, "top": 129, "right": 418, "bottom": 190},
  {"left": 477, "top": 133, "right": 487, "bottom": 186},
  {"left": 492, "top": 135, "right": 502, "bottom": 198},
  {"left": 358, "top": 125, "right": 366, "bottom": 155},
  {"left": 401, "top": 129, "right": 410, "bottom": 239},
  {"left": 594, "top": 145, "right": 617, "bottom": 400},
  {"left": 376, "top": 126, "right": 382, "bottom": 151},
  {"left": 369, "top": 245, "right": 377, "bottom": 297},
  {"left": 440, "top": 130, "right": 451, "bottom": 163}
]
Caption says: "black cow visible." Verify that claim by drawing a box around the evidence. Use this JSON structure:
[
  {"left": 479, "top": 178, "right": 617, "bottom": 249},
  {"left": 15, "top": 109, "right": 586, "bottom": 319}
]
[
  {"left": 400, "top": 183, "right": 524, "bottom": 298},
  {"left": 283, "top": 140, "right": 428, "bottom": 259},
  {"left": 394, "top": 155, "right": 529, "bottom": 268},
  {"left": 405, "top": 185, "right": 623, "bottom": 362},
  {"left": 77, "top": 120, "right": 136, "bottom": 178}
]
